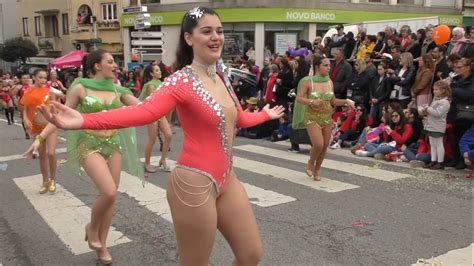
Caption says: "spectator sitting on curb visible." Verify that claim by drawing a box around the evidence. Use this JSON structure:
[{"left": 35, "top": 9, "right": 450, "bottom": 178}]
[{"left": 460, "top": 125, "right": 474, "bottom": 168}]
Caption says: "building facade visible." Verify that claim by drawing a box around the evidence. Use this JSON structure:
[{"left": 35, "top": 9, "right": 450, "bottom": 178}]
[
  {"left": 16, "top": 0, "right": 73, "bottom": 66},
  {"left": 69, "top": 0, "right": 125, "bottom": 66},
  {"left": 0, "top": 0, "right": 18, "bottom": 71},
  {"left": 121, "top": 0, "right": 464, "bottom": 68}
]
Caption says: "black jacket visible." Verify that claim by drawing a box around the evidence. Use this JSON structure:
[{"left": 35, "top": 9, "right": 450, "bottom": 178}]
[
  {"left": 433, "top": 59, "right": 450, "bottom": 84},
  {"left": 387, "top": 66, "right": 416, "bottom": 97},
  {"left": 448, "top": 74, "right": 474, "bottom": 123},
  {"left": 347, "top": 70, "right": 371, "bottom": 105},
  {"left": 406, "top": 42, "right": 421, "bottom": 59},
  {"left": 275, "top": 69, "right": 293, "bottom": 104},
  {"left": 369, "top": 76, "right": 390, "bottom": 103},
  {"left": 330, "top": 59, "right": 353, "bottom": 99}
]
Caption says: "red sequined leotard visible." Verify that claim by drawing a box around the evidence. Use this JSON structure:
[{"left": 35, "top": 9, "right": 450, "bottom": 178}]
[{"left": 81, "top": 66, "right": 270, "bottom": 195}]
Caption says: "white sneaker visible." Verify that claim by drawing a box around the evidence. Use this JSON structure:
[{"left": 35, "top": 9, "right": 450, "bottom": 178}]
[
  {"left": 400, "top": 155, "right": 409, "bottom": 162},
  {"left": 374, "top": 153, "right": 385, "bottom": 160},
  {"left": 409, "top": 160, "right": 426, "bottom": 168},
  {"left": 330, "top": 143, "right": 341, "bottom": 149},
  {"left": 355, "top": 150, "right": 368, "bottom": 157}
]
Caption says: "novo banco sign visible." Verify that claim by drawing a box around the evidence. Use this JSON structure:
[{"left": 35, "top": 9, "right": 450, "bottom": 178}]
[
  {"left": 286, "top": 11, "right": 336, "bottom": 21},
  {"left": 120, "top": 8, "right": 462, "bottom": 27}
]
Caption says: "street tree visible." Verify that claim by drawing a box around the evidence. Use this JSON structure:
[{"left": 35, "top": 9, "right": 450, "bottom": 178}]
[{"left": 0, "top": 37, "right": 38, "bottom": 63}]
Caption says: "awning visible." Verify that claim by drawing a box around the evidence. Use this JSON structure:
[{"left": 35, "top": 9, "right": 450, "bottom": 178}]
[
  {"left": 35, "top": 9, "right": 60, "bottom": 15},
  {"left": 48, "top": 50, "right": 88, "bottom": 70}
]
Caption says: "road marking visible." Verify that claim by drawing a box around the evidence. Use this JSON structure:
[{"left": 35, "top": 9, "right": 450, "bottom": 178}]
[
  {"left": 271, "top": 141, "right": 414, "bottom": 170},
  {"left": 119, "top": 171, "right": 172, "bottom": 223},
  {"left": 411, "top": 243, "right": 473, "bottom": 265},
  {"left": 232, "top": 156, "right": 358, "bottom": 193},
  {"left": 0, "top": 147, "right": 67, "bottom": 162},
  {"left": 13, "top": 175, "right": 131, "bottom": 255},
  {"left": 0, "top": 118, "right": 66, "bottom": 141},
  {"left": 144, "top": 157, "right": 297, "bottom": 206},
  {"left": 235, "top": 145, "right": 413, "bottom": 181}
]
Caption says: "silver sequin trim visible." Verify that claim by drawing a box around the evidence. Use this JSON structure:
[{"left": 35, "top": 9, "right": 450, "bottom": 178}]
[{"left": 176, "top": 164, "right": 219, "bottom": 195}]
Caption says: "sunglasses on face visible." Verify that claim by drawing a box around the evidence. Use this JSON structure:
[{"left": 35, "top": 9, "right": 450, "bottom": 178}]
[
  {"left": 356, "top": 108, "right": 362, "bottom": 111},
  {"left": 392, "top": 114, "right": 400, "bottom": 118}
]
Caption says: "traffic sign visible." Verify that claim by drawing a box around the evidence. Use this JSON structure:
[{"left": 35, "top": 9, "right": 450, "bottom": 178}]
[
  {"left": 123, "top": 5, "right": 147, "bottom": 14},
  {"left": 131, "top": 31, "right": 164, "bottom": 38},
  {"left": 132, "top": 48, "right": 165, "bottom": 55},
  {"left": 134, "top": 21, "right": 151, "bottom": 30},
  {"left": 135, "top": 13, "right": 150, "bottom": 21},
  {"left": 131, "top": 39, "right": 164, "bottom": 46}
]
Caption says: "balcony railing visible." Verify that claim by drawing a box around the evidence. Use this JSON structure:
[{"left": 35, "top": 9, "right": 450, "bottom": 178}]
[
  {"left": 38, "top": 37, "right": 62, "bottom": 52},
  {"left": 70, "top": 24, "right": 93, "bottom": 40}
]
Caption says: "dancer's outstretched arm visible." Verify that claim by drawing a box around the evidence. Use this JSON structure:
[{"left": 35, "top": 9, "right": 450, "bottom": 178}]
[
  {"left": 40, "top": 77, "right": 186, "bottom": 130},
  {"left": 236, "top": 104, "right": 284, "bottom": 128}
]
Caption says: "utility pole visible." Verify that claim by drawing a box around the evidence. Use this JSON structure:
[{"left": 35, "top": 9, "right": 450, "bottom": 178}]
[
  {"left": 137, "top": 0, "right": 142, "bottom": 64},
  {"left": 0, "top": 3, "right": 6, "bottom": 71},
  {"left": 92, "top": 0, "right": 98, "bottom": 50}
]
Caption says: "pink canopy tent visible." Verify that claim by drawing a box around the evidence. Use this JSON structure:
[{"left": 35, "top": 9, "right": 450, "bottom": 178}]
[{"left": 48, "top": 50, "right": 88, "bottom": 70}]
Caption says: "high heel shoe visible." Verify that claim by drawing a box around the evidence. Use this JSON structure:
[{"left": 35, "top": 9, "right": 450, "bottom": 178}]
[
  {"left": 84, "top": 224, "right": 102, "bottom": 251},
  {"left": 49, "top": 179, "right": 56, "bottom": 192},
  {"left": 313, "top": 169, "right": 322, "bottom": 181},
  {"left": 39, "top": 181, "right": 50, "bottom": 194},
  {"left": 98, "top": 255, "right": 113, "bottom": 265},
  {"left": 306, "top": 160, "right": 313, "bottom": 177},
  {"left": 97, "top": 250, "right": 113, "bottom": 265},
  {"left": 159, "top": 159, "right": 171, "bottom": 172}
]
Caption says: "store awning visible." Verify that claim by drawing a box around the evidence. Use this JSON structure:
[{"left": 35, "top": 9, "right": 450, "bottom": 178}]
[
  {"left": 48, "top": 50, "right": 88, "bottom": 70},
  {"left": 35, "top": 9, "right": 60, "bottom": 15}
]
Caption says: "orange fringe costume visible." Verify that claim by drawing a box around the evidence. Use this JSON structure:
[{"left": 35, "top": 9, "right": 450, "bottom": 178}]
[{"left": 19, "top": 86, "right": 51, "bottom": 135}]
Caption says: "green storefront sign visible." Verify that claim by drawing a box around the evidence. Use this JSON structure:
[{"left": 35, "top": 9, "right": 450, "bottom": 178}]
[{"left": 121, "top": 8, "right": 463, "bottom": 27}]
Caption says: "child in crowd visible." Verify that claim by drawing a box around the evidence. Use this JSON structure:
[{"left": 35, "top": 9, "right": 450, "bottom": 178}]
[
  {"left": 460, "top": 125, "right": 474, "bottom": 168},
  {"left": 419, "top": 80, "right": 451, "bottom": 170},
  {"left": 270, "top": 114, "right": 290, "bottom": 142}
]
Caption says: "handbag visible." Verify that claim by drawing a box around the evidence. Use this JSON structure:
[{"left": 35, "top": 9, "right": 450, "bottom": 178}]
[{"left": 456, "top": 104, "right": 474, "bottom": 122}]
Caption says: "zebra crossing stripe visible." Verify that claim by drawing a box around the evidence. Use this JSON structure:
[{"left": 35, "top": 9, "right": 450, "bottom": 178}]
[
  {"left": 13, "top": 175, "right": 131, "bottom": 255},
  {"left": 0, "top": 147, "right": 67, "bottom": 162},
  {"left": 412, "top": 243, "right": 474, "bottom": 265},
  {"left": 143, "top": 157, "right": 297, "bottom": 207},
  {"left": 118, "top": 172, "right": 172, "bottom": 222},
  {"left": 235, "top": 145, "right": 412, "bottom": 181},
  {"left": 232, "top": 156, "right": 359, "bottom": 193},
  {"left": 146, "top": 155, "right": 355, "bottom": 194}
]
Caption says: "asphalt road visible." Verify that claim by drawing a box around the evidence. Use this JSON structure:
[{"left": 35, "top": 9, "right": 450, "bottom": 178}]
[{"left": 0, "top": 116, "right": 472, "bottom": 266}]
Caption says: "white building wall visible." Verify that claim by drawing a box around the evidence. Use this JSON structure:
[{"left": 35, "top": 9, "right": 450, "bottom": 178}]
[
  {"left": 160, "top": 0, "right": 208, "bottom": 4},
  {"left": 0, "top": 0, "right": 18, "bottom": 71},
  {"left": 161, "top": 25, "right": 180, "bottom": 66}
]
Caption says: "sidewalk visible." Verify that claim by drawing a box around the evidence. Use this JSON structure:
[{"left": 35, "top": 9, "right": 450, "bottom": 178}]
[{"left": 272, "top": 141, "right": 472, "bottom": 177}]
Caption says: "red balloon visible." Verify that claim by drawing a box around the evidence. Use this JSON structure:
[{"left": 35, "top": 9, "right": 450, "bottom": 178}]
[{"left": 433, "top": 25, "right": 451, "bottom": 45}]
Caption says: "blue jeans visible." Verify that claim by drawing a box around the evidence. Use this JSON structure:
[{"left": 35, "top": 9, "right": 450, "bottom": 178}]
[
  {"left": 403, "top": 148, "right": 431, "bottom": 163},
  {"left": 357, "top": 129, "right": 368, "bottom": 144},
  {"left": 369, "top": 103, "right": 383, "bottom": 125},
  {"left": 338, "top": 128, "right": 358, "bottom": 142},
  {"left": 364, "top": 142, "right": 396, "bottom": 157}
]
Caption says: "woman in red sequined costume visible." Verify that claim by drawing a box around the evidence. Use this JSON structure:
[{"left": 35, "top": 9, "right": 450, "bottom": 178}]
[{"left": 39, "top": 7, "right": 284, "bottom": 266}]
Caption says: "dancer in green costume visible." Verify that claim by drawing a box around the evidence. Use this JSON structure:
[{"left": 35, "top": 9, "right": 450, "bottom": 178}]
[
  {"left": 294, "top": 55, "right": 354, "bottom": 181},
  {"left": 139, "top": 63, "right": 173, "bottom": 173},
  {"left": 23, "top": 50, "right": 143, "bottom": 265}
]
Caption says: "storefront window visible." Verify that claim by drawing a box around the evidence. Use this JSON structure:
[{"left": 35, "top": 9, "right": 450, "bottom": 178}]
[
  {"left": 359, "top": 0, "right": 389, "bottom": 3},
  {"left": 223, "top": 23, "right": 255, "bottom": 60},
  {"left": 264, "top": 23, "right": 306, "bottom": 56},
  {"left": 397, "top": 0, "right": 423, "bottom": 5},
  {"left": 431, "top": 0, "right": 455, "bottom": 7}
]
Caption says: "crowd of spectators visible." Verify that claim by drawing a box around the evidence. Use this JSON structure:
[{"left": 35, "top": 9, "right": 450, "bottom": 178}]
[
  {"left": 228, "top": 23, "right": 473, "bottom": 170},
  {"left": 1, "top": 23, "right": 473, "bottom": 170}
]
